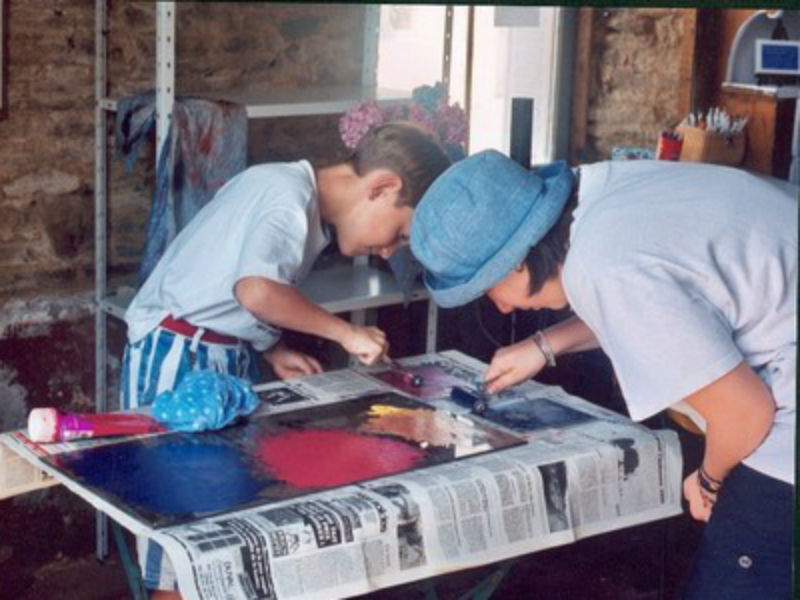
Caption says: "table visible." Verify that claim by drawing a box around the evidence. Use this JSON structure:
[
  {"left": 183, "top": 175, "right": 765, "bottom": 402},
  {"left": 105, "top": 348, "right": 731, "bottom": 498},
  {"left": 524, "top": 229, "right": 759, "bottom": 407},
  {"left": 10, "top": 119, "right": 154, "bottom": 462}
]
[{"left": 0, "top": 351, "right": 682, "bottom": 600}]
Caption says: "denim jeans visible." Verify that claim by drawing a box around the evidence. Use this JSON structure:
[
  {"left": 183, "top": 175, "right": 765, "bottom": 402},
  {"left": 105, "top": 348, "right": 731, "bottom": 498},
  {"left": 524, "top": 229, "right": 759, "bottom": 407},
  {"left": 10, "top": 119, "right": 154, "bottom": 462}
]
[{"left": 681, "top": 464, "right": 793, "bottom": 599}]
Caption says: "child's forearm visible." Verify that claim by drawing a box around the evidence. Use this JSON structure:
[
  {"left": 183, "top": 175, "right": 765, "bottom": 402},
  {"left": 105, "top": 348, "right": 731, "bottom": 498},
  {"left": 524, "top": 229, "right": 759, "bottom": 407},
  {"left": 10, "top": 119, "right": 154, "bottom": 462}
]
[
  {"left": 542, "top": 315, "right": 600, "bottom": 356},
  {"left": 234, "top": 276, "right": 353, "bottom": 345},
  {"left": 684, "top": 361, "right": 776, "bottom": 483}
]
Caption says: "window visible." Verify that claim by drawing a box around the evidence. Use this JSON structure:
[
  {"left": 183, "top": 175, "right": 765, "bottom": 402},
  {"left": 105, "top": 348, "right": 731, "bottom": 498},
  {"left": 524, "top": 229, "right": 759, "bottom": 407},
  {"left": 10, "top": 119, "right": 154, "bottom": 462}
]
[{"left": 377, "top": 6, "right": 568, "bottom": 164}]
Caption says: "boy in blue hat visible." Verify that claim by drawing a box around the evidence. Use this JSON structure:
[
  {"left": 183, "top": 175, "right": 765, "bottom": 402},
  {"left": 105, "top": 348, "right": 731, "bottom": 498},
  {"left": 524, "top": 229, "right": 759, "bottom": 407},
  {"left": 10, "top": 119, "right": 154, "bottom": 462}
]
[
  {"left": 411, "top": 149, "right": 796, "bottom": 600},
  {"left": 122, "top": 122, "right": 450, "bottom": 598}
]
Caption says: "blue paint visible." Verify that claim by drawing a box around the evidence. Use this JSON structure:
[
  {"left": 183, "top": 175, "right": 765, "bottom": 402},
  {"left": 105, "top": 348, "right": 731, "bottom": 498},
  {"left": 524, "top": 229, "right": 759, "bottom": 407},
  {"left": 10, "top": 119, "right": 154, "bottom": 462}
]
[
  {"left": 450, "top": 386, "right": 487, "bottom": 414},
  {"left": 48, "top": 393, "right": 525, "bottom": 528},
  {"left": 479, "top": 397, "right": 595, "bottom": 433},
  {"left": 56, "top": 433, "right": 272, "bottom": 527}
]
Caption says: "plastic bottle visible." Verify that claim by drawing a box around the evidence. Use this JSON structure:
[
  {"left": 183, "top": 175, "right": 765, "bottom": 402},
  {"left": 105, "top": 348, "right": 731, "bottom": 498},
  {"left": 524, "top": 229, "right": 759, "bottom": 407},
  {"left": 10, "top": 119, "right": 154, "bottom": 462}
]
[{"left": 27, "top": 407, "right": 166, "bottom": 443}]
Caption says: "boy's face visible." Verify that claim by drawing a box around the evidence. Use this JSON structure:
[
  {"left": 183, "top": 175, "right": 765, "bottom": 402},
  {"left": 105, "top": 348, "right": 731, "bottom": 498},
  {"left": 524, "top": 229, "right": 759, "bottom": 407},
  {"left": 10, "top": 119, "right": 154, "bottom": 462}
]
[
  {"left": 337, "top": 189, "right": 413, "bottom": 259},
  {"left": 487, "top": 264, "right": 568, "bottom": 313}
]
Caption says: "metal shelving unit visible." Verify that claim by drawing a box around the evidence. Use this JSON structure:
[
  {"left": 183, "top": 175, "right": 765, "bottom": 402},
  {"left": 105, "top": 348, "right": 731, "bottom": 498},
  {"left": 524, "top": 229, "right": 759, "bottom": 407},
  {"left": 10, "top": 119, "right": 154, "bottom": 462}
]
[
  {"left": 94, "top": 1, "right": 449, "bottom": 560},
  {"left": 94, "top": 2, "right": 444, "bottom": 423}
]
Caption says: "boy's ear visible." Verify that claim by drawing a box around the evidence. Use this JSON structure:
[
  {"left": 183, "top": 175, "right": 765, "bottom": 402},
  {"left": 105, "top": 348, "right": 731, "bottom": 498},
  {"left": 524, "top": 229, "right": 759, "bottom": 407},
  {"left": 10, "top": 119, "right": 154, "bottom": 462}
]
[{"left": 367, "top": 169, "right": 403, "bottom": 201}]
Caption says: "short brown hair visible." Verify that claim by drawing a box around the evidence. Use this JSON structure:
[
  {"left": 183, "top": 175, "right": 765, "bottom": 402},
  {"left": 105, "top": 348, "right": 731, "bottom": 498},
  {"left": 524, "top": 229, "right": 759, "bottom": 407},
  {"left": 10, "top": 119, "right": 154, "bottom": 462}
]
[{"left": 348, "top": 121, "right": 451, "bottom": 207}]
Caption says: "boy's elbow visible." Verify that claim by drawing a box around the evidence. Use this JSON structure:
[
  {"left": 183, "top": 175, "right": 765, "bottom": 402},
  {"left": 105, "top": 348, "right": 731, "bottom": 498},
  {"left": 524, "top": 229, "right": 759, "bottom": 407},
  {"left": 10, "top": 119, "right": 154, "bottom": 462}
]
[
  {"left": 754, "top": 396, "right": 777, "bottom": 438},
  {"left": 234, "top": 277, "right": 271, "bottom": 313}
]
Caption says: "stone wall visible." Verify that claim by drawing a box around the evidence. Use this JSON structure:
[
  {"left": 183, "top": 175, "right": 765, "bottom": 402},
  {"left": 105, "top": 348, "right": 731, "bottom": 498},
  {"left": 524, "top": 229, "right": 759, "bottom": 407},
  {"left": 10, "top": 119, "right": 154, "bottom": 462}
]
[
  {"left": 1, "top": 1, "right": 363, "bottom": 305},
  {"left": 0, "top": 0, "right": 365, "bottom": 581},
  {"left": 583, "top": 8, "right": 688, "bottom": 160}
]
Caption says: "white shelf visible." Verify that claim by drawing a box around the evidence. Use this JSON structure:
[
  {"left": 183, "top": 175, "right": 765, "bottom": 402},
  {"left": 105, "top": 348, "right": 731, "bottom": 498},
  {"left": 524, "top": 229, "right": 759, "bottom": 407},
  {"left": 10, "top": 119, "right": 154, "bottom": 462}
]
[
  {"left": 206, "top": 85, "right": 411, "bottom": 118},
  {"left": 101, "top": 265, "right": 429, "bottom": 320},
  {"left": 722, "top": 82, "right": 800, "bottom": 100},
  {"left": 99, "top": 85, "right": 411, "bottom": 118},
  {"left": 299, "top": 264, "right": 428, "bottom": 313}
]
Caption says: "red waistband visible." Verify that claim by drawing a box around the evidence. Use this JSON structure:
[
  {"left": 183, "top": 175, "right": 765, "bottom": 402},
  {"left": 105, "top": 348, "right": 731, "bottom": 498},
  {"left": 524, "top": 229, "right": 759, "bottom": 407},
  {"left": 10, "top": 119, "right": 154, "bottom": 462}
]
[{"left": 159, "top": 316, "right": 239, "bottom": 345}]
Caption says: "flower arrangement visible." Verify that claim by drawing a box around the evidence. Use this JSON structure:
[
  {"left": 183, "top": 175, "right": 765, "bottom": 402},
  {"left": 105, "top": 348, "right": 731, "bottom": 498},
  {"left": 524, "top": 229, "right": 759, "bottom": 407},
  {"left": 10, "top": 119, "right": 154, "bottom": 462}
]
[{"left": 339, "top": 82, "right": 468, "bottom": 162}]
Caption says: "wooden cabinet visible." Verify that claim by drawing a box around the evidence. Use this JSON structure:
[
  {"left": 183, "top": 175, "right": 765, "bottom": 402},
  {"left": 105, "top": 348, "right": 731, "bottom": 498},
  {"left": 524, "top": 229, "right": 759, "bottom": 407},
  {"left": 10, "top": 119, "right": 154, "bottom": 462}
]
[{"left": 721, "top": 83, "right": 797, "bottom": 178}]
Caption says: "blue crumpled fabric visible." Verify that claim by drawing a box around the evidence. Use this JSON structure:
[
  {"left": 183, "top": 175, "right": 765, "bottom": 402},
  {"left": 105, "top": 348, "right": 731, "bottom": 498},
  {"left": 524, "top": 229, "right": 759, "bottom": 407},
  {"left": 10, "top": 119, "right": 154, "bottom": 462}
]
[{"left": 152, "top": 371, "right": 259, "bottom": 433}]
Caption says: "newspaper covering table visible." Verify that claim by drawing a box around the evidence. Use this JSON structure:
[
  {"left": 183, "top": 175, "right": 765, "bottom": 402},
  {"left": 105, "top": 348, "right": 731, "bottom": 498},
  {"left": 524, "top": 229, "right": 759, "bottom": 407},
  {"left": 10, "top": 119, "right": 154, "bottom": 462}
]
[{"left": 0, "top": 351, "right": 682, "bottom": 600}]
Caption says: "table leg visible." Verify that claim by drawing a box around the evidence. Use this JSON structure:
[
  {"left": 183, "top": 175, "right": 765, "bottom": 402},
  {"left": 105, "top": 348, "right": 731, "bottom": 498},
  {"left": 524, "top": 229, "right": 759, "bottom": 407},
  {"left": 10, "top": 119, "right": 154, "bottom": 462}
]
[
  {"left": 111, "top": 520, "right": 148, "bottom": 600},
  {"left": 456, "top": 560, "right": 516, "bottom": 600}
]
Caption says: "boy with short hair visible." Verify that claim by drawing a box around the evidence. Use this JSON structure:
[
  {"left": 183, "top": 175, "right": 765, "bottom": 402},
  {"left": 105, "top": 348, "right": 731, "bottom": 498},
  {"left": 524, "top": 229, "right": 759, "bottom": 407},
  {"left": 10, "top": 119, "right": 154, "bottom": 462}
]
[{"left": 122, "top": 121, "right": 450, "bottom": 596}]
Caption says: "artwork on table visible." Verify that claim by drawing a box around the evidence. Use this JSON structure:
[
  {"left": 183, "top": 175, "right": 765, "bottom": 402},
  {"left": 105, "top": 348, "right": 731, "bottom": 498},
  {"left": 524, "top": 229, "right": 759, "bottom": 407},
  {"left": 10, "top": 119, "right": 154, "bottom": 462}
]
[
  {"left": 478, "top": 397, "right": 596, "bottom": 434},
  {"left": 370, "top": 359, "right": 479, "bottom": 400},
  {"left": 43, "top": 393, "right": 525, "bottom": 528}
]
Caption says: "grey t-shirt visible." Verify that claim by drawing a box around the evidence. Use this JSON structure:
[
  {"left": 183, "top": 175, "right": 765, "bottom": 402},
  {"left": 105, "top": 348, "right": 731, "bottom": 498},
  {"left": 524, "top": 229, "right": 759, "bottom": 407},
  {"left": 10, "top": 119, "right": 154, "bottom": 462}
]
[
  {"left": 563, "top": 160, "right": 797, "bottom": 484},
  {"left": 126, "top": 160, "right": 330, "bottom": 351}
]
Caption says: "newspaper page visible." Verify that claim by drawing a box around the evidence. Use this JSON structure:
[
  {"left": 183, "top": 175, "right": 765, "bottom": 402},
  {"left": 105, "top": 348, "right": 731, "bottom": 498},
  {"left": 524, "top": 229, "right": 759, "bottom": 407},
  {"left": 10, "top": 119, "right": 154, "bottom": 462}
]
[
  {"left": 253, "top": 370, "right": 390, "bottom": 415},
  {"left": 159, "top": 351, "right": 682, "bottom": 600},
  {"left": 0, "top": 350, "right": 683, "bottom": 600}
]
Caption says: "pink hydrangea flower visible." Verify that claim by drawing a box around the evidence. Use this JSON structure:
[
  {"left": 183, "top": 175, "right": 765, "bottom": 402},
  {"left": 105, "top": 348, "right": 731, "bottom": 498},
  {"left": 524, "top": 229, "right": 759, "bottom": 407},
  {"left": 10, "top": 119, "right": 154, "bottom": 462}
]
[
  {"left": 436, "top": 99, "right": 468, "bottom": 146},
  {"left": 338, "top": 100, "right": 385, "bottom": 149},
  {"left": 406, "top": 103, "right": 438, "bottom": 137},
  {"left": 338, "top": 82, "right": 469, "bottom": 159}
]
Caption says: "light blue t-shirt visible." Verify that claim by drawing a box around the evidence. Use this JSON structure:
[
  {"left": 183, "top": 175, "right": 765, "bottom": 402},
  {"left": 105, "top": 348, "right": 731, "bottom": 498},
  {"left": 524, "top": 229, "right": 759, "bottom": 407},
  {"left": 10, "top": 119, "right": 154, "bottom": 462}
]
[
  {"left": 563, "top": 160, "right": 797, "bottom": 484},
  {"left": 126, "top": 160, "right": 330, "bottom": 351}
]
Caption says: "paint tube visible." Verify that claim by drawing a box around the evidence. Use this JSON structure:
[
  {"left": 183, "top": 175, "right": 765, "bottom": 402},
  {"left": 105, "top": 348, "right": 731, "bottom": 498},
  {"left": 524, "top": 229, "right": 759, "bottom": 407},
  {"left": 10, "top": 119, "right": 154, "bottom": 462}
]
[{"left": 27, "top": 407, "right": 167, "bottom": 443}]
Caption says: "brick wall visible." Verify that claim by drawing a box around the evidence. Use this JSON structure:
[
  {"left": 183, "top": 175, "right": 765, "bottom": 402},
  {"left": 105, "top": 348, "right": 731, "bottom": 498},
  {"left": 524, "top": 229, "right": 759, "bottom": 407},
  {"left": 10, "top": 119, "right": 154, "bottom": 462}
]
[{"left": 583, "top": 8, "right": 688, "bottom": 160}]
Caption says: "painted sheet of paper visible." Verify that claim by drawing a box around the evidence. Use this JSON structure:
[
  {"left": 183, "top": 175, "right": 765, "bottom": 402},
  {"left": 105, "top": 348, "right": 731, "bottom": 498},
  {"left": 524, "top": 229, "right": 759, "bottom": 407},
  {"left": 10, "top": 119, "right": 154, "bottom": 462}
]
[
  {"left": 477, "top": 396, "right": 596, "bottom": 433},
  {"left": 39, "top": 393, "right": 524, "bottom": 528},
  {"left": 368, "top": 356, "right": 484, "bottom": 400}
]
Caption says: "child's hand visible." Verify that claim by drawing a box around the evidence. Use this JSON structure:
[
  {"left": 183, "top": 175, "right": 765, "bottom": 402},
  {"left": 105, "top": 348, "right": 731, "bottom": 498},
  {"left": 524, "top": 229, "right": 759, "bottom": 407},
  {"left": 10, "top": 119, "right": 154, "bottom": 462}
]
[
  {"left": 341, "top": 325, "right": 388, "bottom": 365},
  {"left": 484, "top": 337, "right": 546, "bottom": 393},
  {"left": 683, "top": 469, "right": 714, "bottom": 522},
  {"left": 264, "top": 343, "right": 323, "bottom": 380}
]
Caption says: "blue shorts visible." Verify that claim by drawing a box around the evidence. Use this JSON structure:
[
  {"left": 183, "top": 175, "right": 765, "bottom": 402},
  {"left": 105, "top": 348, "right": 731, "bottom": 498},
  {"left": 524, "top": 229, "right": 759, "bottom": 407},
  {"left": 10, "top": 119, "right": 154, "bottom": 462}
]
[
  {"left": 121, "top": 324, "right": 260, "bottom": 410},
  {"left": 121, "top": 325, "right": 261, "bottom": 590},
  {"left": 681, "top": 464, "right": 793, "bottom": 600}
]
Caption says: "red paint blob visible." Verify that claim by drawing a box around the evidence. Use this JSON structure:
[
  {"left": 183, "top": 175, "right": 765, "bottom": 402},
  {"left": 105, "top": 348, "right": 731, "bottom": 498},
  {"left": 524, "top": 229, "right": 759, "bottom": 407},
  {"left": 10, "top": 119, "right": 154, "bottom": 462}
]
[{"left": 257, "top": 429, "right": 426, "bottom": 488}]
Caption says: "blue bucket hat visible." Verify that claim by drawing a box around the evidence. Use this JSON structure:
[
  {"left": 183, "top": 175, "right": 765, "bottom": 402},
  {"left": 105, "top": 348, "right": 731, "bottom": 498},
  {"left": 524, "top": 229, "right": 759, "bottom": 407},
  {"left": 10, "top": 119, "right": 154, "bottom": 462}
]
[{"left": 410, "top": 149, "right": 575, "bottom": 308}]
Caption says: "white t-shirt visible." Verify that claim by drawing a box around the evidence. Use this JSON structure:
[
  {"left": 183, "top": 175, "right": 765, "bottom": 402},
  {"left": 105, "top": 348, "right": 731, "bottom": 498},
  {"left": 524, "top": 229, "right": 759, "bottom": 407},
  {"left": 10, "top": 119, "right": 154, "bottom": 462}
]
[
  {"left": 125, "top": 160, "right": 330, "bottom": 352},
  {"left": 563, "top": 160, "right": 797, "bottom": 484}
]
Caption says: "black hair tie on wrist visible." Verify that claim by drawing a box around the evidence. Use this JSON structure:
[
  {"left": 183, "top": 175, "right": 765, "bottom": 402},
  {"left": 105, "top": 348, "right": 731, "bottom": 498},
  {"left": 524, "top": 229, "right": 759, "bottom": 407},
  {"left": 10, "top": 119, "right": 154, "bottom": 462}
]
[{"left": 697, "top": 467, "right": 721, "bottom": 495}]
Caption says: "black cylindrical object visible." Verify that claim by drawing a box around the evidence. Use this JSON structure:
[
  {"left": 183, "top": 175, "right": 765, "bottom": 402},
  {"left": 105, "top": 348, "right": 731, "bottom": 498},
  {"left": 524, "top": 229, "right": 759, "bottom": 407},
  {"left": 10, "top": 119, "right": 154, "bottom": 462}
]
[{"left": 510, "top": 97, "right": 534, "bottom": 168}]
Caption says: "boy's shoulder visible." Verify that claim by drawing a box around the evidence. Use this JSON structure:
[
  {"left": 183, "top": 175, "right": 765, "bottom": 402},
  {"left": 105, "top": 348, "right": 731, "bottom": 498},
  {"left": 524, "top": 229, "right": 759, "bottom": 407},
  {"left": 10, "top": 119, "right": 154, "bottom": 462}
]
[
  {"left": 239, "top": 159, "right": 314, "bottom": 186},
  {"left": 221, "top": 160, "right": 317, "bottom": 205}
]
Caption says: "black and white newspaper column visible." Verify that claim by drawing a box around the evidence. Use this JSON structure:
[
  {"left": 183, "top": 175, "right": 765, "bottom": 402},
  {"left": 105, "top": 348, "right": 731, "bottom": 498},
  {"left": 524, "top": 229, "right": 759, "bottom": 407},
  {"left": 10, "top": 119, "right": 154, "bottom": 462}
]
[{"left": 152, "top": 351, "right": 681, "bottom": 600}]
